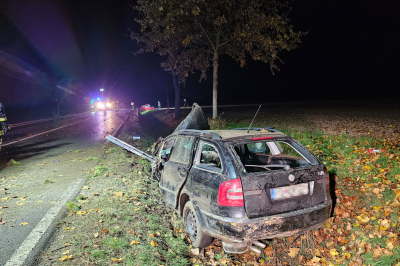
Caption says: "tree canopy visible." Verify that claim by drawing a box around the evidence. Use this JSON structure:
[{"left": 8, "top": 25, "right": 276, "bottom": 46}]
[{"left": 131, "top": 0, "right": 305, "bottom": 117}]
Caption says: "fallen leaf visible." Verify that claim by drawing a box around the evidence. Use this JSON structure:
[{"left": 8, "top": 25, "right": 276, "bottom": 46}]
[
  {"left": 264, "top": 246, "right": 274, "bottom": 256},
  {"left": 130, "top": 240, "right": 140, "bottom": 245},
  {"left": 150, "top": 240, "right": 159, "bottom": 247},
  {"left": 365, "top": 243, "right": 372, "bottom": 253},
  {"left": 1, "top": 197, "right": 8, "bottom": 201},
  {"left": 382, "top": 248, "right": 394, "bottom": 256},
  {"left": 343, "top": 252, "right": 351, "bottom": 259},
  {"left": 82, "top": 186, "right": 90, "bottom": 190},
  {"left": 114, "top": 191, "right": 124, "bottom": 197},
  {"left": 148, "top": 233, "right": 155, "bottom": 238},
  {"left": 103, "top": 228, "right": 108, "bottom": 234},
  {"left": 20, "top": 222, "right": 28, "bottom": 225},
  {"left": 94, "top": 233, "right": 99, "bottom": 238},
  {"left": 386, "top": 242, "right": 394, "bottom": 250},
  {"left": 373, "top": 246, "right": 382, "bottom": 258},
  {"left": 288, "top": 248, "right": 299, "bottom": 258},
  {"left": 59, "top": 255, "right": 72, "bottom": 261},
  {"left": 17, "top": 203, "right": 24, "bottom": 206},
  {"left": 76, "top": 210, "right": 86, "bottom": 215},
  {"left": 372, "top": 188, "right": 381, "bottom": 195},
  {"left": 357, "top": 214, "right": 370, "bottom": 223},
  {"left": 111, "top": 258, "right": 122, "bottom": 262}
]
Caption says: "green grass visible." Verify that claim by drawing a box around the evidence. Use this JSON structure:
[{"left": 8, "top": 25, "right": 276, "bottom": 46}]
[
  {"left": 65, "top": 201, "right": 80, "bottom": 212},
  {"left": 8, "top": 159, "right": 21, "bottom": 165},
  {"left": 89, "top": 165, "right": 110, "bottom": 177},
  {"left": 362, "top": 246, "right": 400, "bottom": 266},
  {"left": 75, "top": 194, "right": 85, "bottom": 201},
  {"left": 43, "top": 178, "right": 54, "bottom": 184},
  {"left": 106, "top": 148, "right": 117, "bottom": 153}
]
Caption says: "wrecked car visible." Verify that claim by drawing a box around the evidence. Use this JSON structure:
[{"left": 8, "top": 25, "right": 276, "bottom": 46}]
[
  {"left": 140, "top": 104, "right": 154, "bottom": 111},
  {"left": 150, "top": 104, "right": 332, "bottom": 254}
]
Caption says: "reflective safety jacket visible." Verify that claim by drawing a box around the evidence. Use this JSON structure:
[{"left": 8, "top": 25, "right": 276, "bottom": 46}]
[{"left": 0, "top": 101, "right": 8, "bottom": 137}]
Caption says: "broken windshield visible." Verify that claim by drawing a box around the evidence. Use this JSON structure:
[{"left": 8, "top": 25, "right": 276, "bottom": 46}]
[{"left": 232, "top": 139, "right": 318, "bottom": 173}]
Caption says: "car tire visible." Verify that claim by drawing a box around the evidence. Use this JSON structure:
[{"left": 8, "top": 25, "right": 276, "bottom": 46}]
[{"left": 183, "top": 201, "right": 213, "bottom": 248}]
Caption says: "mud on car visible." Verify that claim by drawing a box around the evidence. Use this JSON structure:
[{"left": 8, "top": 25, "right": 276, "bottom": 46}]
[{"left": 151, "top": 105, "right": 332, "bottom": 254}]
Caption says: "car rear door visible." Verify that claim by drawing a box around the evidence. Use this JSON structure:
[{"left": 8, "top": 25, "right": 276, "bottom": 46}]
[
  {"left": 160, "top": 135, "right": 195, "bottom": 207},
  {"left": 188, "top": 140, "right": 225, "bottom": 213}
]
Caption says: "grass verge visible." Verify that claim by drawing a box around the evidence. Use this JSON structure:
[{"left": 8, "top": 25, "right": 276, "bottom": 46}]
[{"left": 39, "top": 114, "right": 400, "bottom": 266}]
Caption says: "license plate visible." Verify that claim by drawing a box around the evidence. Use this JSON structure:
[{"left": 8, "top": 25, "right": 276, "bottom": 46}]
[{"left": 271, "top": 183, "right": 309, "bottom": 200}]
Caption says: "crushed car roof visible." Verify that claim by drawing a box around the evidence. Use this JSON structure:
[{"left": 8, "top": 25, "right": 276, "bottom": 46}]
[{"left": 208, "top": 130, "right": 285, "bottom": 140}]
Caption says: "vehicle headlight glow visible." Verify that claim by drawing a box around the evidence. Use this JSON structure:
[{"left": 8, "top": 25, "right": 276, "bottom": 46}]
[
  {"left": 98, "top": 103, "right": 105, "bottom": 109},
  {"left": 106, "top": 102, "right": 111, "bottom": 107}
]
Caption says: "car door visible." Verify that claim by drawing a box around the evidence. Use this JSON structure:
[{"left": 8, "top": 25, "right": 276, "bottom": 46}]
[
  {"left": 160, "top": 135, "right": 195, "bottom": 207},
  {"left": 188, "top": 140, "right": 226, "bottom": 213}
]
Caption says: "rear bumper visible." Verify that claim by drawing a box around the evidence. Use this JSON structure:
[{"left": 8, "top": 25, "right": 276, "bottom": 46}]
[{"left": 198, "top": 200, "right": 332, "bottom": 241}]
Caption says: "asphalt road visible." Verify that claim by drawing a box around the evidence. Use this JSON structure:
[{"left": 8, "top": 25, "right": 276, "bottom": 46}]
[{"left": 0, "top": 110, "right": 129, "bottom": 266}]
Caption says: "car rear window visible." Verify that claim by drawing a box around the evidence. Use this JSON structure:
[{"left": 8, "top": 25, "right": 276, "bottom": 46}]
[{"left": 233, "top": 139, "right": 318, "bottom": 173}]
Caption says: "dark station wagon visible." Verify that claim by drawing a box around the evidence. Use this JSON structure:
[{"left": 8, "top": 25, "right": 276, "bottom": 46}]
[{"left": 151, "top": 105, "right": 332, "bottom": 254}]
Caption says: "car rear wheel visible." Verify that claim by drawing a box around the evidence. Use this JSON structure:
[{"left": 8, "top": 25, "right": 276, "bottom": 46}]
[{"left": 183, "top": 201, "right": 213, "bottom": 248}]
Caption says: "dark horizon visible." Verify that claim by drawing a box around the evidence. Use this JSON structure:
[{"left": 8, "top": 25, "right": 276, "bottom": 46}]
[{"left": 1, "top": 0, "right": 399, "bottom": 114}]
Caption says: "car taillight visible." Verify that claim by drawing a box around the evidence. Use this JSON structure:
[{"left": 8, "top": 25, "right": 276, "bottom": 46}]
[{"left": 218, "top": 178, "right": 244, "bottom": 206}]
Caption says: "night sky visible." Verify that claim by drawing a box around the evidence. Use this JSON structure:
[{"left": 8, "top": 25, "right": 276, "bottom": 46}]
[{"left": 0, "top": 0, "right": 399, "bottom": 116}]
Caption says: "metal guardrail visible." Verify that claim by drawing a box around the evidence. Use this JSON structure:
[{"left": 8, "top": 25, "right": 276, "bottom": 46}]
[{"left": 105, "top": 135, "right": 155, "bottom": 163}]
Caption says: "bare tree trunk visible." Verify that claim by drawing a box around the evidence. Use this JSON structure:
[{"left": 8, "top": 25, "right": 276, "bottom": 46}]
[
  {"left": 172, "top": 69, "right": 181, "bottom": 117},
  {"left": 212, "top": 52, "right": 219, "bottom": 118}
]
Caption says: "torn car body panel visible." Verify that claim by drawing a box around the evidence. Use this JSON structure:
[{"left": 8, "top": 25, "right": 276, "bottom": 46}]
[{"left": 173, "top": 103, "right": 209, "bottom": 133}]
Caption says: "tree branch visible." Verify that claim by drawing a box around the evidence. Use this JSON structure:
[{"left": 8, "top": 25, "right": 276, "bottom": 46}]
[
  {"left": 198, "top": 23, "right": 216, "bottom": 53},
  {"left": 219, "top": 37, "right": 235, "bottom": 48}
]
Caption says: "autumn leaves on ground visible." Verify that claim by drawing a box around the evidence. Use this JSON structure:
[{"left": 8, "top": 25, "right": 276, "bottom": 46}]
[{"left": 39, "top": 102, "right": 400, "bottom": 265}]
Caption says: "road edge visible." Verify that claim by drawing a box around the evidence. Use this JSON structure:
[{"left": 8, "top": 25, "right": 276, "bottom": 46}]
[
  {"left": 104, "top": 112, "right": 131, "bottom": 144},
  {"left": 4, "top": 179, "right": 85, "bottom": 266}
]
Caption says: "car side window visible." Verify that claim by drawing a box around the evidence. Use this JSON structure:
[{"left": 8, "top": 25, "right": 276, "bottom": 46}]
[
  {"left": 160, "top": 137, "right": 176, "bottom": 161},
  {"left": 197, "top": 142, "right": 222, "bottom": 169},
  {"left": 169, "top": 136, "right": 193, "bottom": 163}
]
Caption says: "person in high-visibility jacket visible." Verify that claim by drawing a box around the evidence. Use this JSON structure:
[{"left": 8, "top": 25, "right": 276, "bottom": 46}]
[{"left": 0, "top": 101, "right": 9, "bottom": 150}]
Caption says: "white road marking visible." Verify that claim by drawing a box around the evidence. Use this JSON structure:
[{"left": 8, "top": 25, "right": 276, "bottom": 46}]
[
  {"left": 5, "top": 179, "right": 84, "bottom": 266},
  {"left": 3, "top": 117, "right": 93, "bottom": 147}
]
